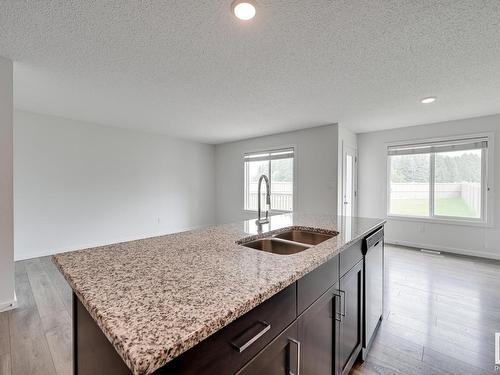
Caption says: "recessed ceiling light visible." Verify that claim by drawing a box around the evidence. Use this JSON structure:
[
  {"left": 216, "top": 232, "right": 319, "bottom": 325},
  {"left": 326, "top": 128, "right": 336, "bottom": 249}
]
[
  {"left": 232, "top": 1, "right": 256, "bottom": 21},
  {"left": 421, "top": 96, "right": 436, "bottom": 104}
]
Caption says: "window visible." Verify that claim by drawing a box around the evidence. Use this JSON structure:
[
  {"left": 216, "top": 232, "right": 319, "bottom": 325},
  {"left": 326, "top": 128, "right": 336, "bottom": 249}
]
[
  {"left": 389, "top": 153, "right": 431, "bottom": 216},
  {"left": 388, "top": 137, "right": 488, "bottom": 221},
  {"left": 244, "top": 148, "right": 294, "bottom": 212}
]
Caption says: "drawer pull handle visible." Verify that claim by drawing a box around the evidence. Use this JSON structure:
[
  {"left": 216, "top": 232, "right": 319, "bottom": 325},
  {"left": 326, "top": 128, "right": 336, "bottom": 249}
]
[
  {"left": 332, "top": 290, "right": 346, "bottom": 321},
  {"left": 288, "top": 338, "right": 301, "bottom": 375},
  {"left": 339, "top": 289, "right": 345, "bottom": 316},
  {"left": 231, "top": 321, "right": 271, "bottom": 353},
  {"left": 339, "top": 289, "right": 346, "bottom": 317}
]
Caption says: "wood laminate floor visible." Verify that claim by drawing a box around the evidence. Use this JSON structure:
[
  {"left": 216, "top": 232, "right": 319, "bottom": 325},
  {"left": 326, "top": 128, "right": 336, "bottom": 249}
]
[
  {"left": 0, "top": 245, "right": 499, "bottom": 375},
  {"left": 352, "top": 245, "right": 500, "bottom": 375}
]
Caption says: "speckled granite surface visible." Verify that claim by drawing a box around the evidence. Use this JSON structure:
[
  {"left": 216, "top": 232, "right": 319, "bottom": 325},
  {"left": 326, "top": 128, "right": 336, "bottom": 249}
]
[{"left": 53, "top": 213, "right": 385, "bottom": 375}]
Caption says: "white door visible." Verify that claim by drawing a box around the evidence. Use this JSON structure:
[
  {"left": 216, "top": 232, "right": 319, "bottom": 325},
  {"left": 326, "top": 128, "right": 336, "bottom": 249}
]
[{"left": 342, "top": 146, "right": 357, "bottom": 217}]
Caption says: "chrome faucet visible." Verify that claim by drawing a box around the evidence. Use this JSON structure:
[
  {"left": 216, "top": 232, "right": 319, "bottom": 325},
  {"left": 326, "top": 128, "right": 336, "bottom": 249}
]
[{"left": 256, "top": 174, "right": 271, "bottom": 225}]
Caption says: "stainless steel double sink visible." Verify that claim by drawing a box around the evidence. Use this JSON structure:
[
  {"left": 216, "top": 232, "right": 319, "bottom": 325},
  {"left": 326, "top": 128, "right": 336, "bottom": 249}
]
[{"left": 239, "top": 229, "right": 338, "bottom": 255}]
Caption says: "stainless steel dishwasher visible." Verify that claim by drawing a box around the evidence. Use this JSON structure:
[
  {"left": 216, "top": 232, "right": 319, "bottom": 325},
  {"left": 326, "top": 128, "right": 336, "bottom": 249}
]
[{"left": 361, "top": 227, "right": 384, "bottom": 359}]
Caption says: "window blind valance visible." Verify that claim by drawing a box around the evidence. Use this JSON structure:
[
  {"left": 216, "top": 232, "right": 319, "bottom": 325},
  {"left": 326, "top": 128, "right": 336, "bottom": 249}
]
[
  {"left": 387, "top": 138, "right": 488, "bottom": 156},
  {"left": 244, "top": 148, "right": 294, "bottom": 162}
]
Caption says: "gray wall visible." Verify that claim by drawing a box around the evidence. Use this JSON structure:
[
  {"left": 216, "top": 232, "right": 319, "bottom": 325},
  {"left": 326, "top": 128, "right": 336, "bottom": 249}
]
[
  {"left": 14, "top": 110, "right": 216, "bottom": 260},
  {"left": 358, "top": 114, "right": 499, "bottom": 259},
  {"left": 215, "top": 125, "right": 338, "bottom": 224},
  {"left": 0, "top": 57, "right": 15, "bottom": 310}
]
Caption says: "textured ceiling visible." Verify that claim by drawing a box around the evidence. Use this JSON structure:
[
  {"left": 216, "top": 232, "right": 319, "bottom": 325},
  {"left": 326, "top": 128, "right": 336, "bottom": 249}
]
[{"left": 1, "top": 1, "right": 499, "bottom": 144}]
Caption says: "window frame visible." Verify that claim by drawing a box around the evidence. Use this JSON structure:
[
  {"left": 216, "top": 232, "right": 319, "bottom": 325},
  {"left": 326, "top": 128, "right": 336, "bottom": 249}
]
[
  {"left": 242, "top": 145, "right": 297, "bottom": 214},
  {"left": 386, "top": 133, "right": 494, "bottom": 227}
]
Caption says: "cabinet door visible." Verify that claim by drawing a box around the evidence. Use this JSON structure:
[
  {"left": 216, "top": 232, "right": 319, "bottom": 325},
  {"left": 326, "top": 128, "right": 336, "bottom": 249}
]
[
  {"left": 298, "top": 282, "right": 340, "bottom": 375},
  {"left": 338, "top": 260, "right": 363, "bottom": 375},
  {"left": 236, "top": 322, "right": 299, "bottom": 375}
]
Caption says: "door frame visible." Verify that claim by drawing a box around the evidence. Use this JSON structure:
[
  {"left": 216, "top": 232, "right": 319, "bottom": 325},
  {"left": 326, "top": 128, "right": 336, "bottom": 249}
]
[{"left": 341, "top": 143, "right": 358, "bottom": 217}]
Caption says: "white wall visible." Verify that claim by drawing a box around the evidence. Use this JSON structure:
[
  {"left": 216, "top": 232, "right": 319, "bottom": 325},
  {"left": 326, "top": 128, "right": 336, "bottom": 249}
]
[
  {"left": 215, "top": 125, "right": 338, "bottom": 224},
  {"left": 0, "top": 57, "right": 16, "bottom": 311},
  {"left": 358, "top": 114, "right": 499, "bottom": 259},
  {"left": 14, "top": 111, "right": 216, "bottom": 260}
]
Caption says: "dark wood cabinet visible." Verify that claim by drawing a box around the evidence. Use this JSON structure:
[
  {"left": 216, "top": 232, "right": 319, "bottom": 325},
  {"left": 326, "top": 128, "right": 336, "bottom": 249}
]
[
  {"left": 297, "top": 255, "right": 339, "bottom": 314},
  {"left": 339, "top": 238, "right": 363, "bottom": 277},
  {"left": 73, "top": 227, "right": 383, "bottom": 375},
  {"left": 235, "top": 322, "right": 299, "bottom": 375},
  {"left": 297, "top": 258, "right": 364, "bottom": 375},
  {"left": 338, "top": 260, "right": 363, "bottom": 375},
  {"left": 298, "top": 282, "right": 340, "bottom": 375}
]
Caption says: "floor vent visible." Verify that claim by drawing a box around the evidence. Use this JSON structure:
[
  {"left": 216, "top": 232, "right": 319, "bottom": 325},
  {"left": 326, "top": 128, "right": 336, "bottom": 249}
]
[{"left": 420, "top": 249, "right": 441, "bottom": 255}]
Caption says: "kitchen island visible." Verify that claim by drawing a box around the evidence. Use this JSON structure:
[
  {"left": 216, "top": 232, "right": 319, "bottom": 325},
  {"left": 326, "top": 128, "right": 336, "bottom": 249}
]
[{"left": 53, "top": 213, "right": 385, "bottom": 375}]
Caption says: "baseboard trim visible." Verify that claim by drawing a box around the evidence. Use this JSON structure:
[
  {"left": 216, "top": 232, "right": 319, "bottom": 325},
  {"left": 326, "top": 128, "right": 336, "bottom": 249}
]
[
  {"left": 0, "top": 292, "right": 17, "bottom": 312},
  {"left": 385, "top": 239, "right": 500, "bottom": 261}
]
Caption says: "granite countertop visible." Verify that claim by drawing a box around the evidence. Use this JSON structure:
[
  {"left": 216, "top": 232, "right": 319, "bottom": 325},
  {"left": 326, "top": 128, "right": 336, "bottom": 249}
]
[{"left": 53, "top": 213, "right": 385, "bottom": 375}]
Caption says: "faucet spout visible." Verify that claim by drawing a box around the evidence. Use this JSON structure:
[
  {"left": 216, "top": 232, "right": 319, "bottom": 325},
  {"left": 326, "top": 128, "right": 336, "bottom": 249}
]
[{"left": 256, "top": 174, "right": 270, "bottom": 225}]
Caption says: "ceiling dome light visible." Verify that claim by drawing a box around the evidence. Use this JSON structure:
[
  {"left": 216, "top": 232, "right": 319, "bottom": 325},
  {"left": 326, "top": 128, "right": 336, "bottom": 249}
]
[
  {"left": 421, "top": 96, "right": 436, "bottom": 104},
  {"left": 232, "top": 1, "right": 256, "bottom": 21}
]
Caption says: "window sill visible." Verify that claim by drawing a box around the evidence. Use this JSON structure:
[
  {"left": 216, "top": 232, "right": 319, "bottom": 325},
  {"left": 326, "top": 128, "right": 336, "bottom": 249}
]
[
  {"left": 244, "top": 209, "right": 292, "bottom": 215},
  {"left": 387, "top": 214, "right": 492, "bottom": 228}
]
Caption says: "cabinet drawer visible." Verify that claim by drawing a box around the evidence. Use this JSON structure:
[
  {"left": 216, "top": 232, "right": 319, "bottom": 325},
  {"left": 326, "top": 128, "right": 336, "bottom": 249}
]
[
  {"left": 297, "top": 255, "right": 339, "bottom": 314},
  {"left": 340, "top": 239, "right": 363, "bottom": 277},
  {"left": 236, "top": 321, "right": 299, "bottom": 375},
  {"left": 159, "top": 283, "right": 296, "bottom": 375}
]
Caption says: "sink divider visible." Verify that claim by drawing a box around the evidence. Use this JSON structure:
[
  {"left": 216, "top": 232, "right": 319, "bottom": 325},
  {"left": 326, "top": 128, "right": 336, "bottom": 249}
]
[{"left": 268, "top": 236, "right": 313, "bottom": 248}]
